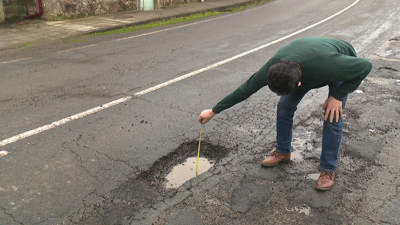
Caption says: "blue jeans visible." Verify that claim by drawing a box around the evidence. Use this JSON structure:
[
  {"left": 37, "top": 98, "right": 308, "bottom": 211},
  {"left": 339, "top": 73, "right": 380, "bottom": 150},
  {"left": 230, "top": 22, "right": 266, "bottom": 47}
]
[{"left": 275, "top": 81, "right": 347, "bottom": 172}]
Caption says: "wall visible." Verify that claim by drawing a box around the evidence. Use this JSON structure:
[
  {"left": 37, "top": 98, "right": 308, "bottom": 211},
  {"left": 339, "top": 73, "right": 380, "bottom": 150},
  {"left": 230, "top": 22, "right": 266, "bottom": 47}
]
[
  {"left": 0, "top": 0, "right": 203, "bottom": 22},
  {"left": 157, "top": 0, "right": 202, "bottom": 8},
  {"left": 39, "top": 0, "right": 137, "bottom": 20},
  {"left": 2, "top": 0, "right": 28, "bottom": 20},
  {"left": 0, "top": 0, "right": 4, "bottom": 22}
]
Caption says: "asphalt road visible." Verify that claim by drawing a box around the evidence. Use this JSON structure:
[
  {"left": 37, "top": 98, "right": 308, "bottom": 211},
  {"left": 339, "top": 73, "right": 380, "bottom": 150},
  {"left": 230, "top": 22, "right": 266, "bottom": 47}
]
[{"left": 1, "top": 0, "right": 400, "bottom": 224}]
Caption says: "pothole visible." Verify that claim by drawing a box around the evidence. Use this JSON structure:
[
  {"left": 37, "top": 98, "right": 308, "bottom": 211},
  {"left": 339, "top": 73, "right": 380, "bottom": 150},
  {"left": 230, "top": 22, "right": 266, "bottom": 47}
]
[
  {"left": 136, "top": 140, "right": 230, "bottom": 191},
  {"left": 86, "top": 141, "right": 231, "bottom": 224}
]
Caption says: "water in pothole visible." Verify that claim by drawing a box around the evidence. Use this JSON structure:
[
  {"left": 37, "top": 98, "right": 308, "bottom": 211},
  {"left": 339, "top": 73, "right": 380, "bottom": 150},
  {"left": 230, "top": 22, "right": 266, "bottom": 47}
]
[
  {"left": 291, "top": 129, "right": 315, "bottom": 163},
  {"left": 165, "top": 157, "right": 214, "bottom": 188},
  {"left": 290, "top": 151, "right": 304, "bottom": 163},
  {"left": 286, "top": 205, "right": 312, "bottom": 215},
  {"left": 305, "top": 173, "right": 320, "bottom": 180},
  {"left": 131, "top": 141, "right": 229, "bottom": 191}
]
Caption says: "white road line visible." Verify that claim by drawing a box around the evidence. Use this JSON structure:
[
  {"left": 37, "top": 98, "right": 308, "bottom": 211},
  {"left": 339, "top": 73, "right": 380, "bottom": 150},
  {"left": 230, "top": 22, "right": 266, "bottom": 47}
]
[
  {"left": 0, "top": 96, "right": 132, "bottom": 147},
  {"left": 116, "top": 13, "right": 235, "bottom": 41},
  {"left": 1, "top": 57, "right": 33, "bottom": 64},
  {"left": 56, "top": 44, "right": 98, "bottom": 54},
  {"left": 0, "top": 0, "right": 360, "bottom": 147}
]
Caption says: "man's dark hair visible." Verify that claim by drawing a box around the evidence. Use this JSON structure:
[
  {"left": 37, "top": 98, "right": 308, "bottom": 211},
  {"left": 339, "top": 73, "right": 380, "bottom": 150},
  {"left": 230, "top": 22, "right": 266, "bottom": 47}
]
[{"left": 267, "top": 60, "right": 302, "bottom": 95}]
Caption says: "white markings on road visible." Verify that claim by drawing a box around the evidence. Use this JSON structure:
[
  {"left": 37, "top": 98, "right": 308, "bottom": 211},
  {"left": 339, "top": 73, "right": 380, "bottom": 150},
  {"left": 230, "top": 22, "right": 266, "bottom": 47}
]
[
  {"left": 1, "top": 57, "right": 33, "bottom": 64},
  {"left": 369, "top": 55, "right": 400, "bottom": 63},
  {"left": 0, "top": 151, "right": 8, "bottom": 157},
  {"left": 116, "top": 13, "right": 235, "bottom": 42},
  {"left": 56, "top": 44, "right": 98, "bottom": 54},
  {"left": 0, "top": 0, "right": 360, "bottom": 147},
  {"left": 0, "top": 96, "right": 132, "bottom": 147}
]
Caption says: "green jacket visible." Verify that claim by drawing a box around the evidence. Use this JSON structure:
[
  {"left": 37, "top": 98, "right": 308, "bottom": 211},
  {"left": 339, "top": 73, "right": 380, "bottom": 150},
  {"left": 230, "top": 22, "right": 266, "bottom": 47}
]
[{"left": 212, "top": 37, "right": 373, "bottom": 114}]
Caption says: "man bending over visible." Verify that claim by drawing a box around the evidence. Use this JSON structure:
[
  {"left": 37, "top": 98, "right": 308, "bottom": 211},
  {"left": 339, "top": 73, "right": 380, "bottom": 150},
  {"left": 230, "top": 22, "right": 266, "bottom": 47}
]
[{"left": 198, "top": 37, "right": 372, "bottom": 191}]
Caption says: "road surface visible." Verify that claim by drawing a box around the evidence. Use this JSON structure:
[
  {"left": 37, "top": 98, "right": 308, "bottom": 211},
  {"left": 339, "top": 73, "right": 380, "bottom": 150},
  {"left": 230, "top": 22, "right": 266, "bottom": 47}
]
[{"left": 1, "top": 0, "right": 399, "bottom": 224}]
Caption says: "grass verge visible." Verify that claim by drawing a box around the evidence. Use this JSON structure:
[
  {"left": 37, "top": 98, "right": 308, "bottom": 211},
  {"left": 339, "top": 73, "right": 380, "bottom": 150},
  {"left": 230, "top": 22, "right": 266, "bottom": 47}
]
[{"left": 87, "top": 0, "right": 273, "bottom": 37}]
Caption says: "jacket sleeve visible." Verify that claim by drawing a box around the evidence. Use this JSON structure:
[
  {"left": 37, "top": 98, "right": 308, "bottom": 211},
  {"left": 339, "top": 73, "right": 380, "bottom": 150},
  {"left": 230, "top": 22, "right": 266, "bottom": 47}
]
[
  {"left": 212, "top": 62, "right": 270, "bottom": 114},
  {"left": 329, "top": 54, "right": 373, "bottom": 100}
]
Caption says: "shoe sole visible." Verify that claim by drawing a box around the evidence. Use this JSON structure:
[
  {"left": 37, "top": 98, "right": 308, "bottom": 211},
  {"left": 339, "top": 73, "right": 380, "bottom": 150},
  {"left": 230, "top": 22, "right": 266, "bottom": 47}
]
[
  {"left": 261, "top": 159, "right": 290, "bottom": 167},
  {"left": 315, "top": 184, "right": 334, "bottom": 191}
]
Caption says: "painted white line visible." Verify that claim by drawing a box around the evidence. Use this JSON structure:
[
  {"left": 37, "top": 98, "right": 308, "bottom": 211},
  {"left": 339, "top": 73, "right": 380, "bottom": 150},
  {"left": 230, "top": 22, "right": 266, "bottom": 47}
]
[
  {"left": 0, "top": 96, "right": 132, "bottom": 147},
  {"left": 117, "top": 13, "right": 235, "bottom": 41},
  {"left": 369, "top": 55, "right": 400, "bottom": 63},
  {"left": 56, "top": 44, "right": 98, "bottom": 54},
  {"left": 1, "top": 57, "right": 33, "bottom": 64},
  {"left": 0, "top": 0, "right": 360, "bottom": 147},
  {"left": 0, "top": 150, "right": 8, "bottom": 157},
  {"left": 116, "top": 2, "right": 274, "bottom": 42}
]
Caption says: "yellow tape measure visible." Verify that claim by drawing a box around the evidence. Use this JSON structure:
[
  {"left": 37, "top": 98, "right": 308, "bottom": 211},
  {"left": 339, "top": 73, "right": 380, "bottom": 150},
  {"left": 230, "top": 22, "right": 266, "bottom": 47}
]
[{"left": 196, "top": 124, "right": 204, "bottom": 176}]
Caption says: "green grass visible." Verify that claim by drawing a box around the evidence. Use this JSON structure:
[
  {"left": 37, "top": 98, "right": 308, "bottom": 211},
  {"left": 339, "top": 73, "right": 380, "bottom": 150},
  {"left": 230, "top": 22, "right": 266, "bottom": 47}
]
[
  {"left": 24, "top": 43, "right": 35, "bottom": 46},
  {"left": 87, "top": 11, "right": 224, "bottom": 36},
  {"left": 87, "top": 0, "right": 273, "bottom": 37}
]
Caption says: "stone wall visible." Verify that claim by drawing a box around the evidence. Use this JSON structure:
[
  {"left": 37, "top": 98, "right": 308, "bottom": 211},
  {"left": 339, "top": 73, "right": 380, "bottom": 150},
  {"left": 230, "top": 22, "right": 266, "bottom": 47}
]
[
  {"left": 0, "top": 0, "right": 5, "bottom": 21},
  {"left": 2, "top": 0, "right": 28, "bottom": 20},
  {"left": 39, "top": 0, "right": 137, "bottom": 20},
  {"left": 0, "top": 0, "right": 202, "bottom": 22}
]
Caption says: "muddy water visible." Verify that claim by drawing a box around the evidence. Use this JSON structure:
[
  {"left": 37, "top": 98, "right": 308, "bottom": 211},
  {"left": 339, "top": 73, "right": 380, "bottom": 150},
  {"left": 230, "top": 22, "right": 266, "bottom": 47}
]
[
  {"left": 291, "top": 129, "right": 315, "bottom": 163},
  {"left": 290, "top": 151, "right": 304, "bottom": 163},
  {"left": 305, "top": 173, "right": 320, "bottom": 180},
  {"left": 286, "top": 205, "right": 312, "bottom": 215},
  {"left": 165, "top": 157, "right": 214, "bottom": 188}
]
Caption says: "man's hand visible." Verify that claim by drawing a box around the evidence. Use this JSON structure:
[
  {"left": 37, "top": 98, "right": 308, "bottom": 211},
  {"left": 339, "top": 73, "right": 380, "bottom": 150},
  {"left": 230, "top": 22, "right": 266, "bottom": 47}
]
[
  {"left": 198, "top": 109, "right": 216, "bottom": 124},
  {"left": 323, "top": 96, "right": 343, "bottom": 123}
]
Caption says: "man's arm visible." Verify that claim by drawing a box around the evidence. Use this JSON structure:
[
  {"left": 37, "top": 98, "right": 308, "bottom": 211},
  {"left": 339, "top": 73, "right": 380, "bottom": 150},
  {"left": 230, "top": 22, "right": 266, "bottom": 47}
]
[
  {"left": 211, "top": 61, "right": 271, "bottom": 114},
  {"left": 322, "top": 54, "right": 372, "bottom": 123},
  {"left": 197, "top": 58, "right": 277, "bottom": 124},
  {"left": 329, "top": 54, "right": 373, "bottom": 101}
]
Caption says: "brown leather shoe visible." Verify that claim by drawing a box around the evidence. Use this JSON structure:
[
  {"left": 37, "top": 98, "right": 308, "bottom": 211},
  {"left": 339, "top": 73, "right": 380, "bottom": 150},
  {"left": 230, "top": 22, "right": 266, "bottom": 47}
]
[
  {"left": 261, "top": 150, "right": 291, "bottom": 167},
  {"left": 315, "top": 171, "right": 335, "bottom": 191}
]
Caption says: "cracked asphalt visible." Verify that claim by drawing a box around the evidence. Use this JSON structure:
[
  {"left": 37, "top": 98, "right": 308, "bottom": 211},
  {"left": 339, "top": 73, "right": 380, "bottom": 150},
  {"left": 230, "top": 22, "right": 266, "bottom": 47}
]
[
  {"left": 1, "top": 0, "right": 400, "bottom": 224},
  {"left": 117, "top": 59, "right": 400, "bottom": 225}
]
